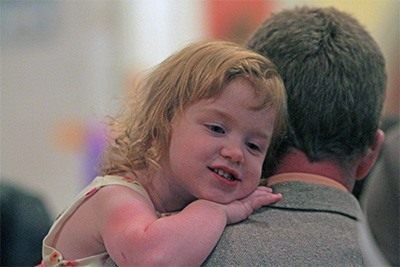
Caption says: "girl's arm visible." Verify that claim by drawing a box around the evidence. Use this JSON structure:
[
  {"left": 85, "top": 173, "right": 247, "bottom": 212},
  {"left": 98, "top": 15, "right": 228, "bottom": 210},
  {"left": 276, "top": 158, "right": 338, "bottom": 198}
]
[{"left": 99, "top": 185, "right": 281, "bottom": 266}]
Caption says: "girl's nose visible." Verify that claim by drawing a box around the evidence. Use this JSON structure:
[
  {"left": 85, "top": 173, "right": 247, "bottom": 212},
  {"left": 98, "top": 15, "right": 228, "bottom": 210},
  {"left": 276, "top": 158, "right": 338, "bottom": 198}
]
[{"left": 220, "top": 142, "right": 245, "bottom": 164}]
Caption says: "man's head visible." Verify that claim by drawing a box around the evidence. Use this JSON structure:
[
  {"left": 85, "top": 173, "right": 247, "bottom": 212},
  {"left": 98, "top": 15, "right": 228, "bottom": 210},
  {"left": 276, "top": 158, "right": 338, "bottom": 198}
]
[{"left": 247, "top": 6, "right": 387, "bottom": 176}]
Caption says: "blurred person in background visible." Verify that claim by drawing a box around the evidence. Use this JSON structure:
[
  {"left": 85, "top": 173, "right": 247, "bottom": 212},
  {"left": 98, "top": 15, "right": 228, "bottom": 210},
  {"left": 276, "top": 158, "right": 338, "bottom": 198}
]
[
  {"left": 1, "top": 180, "right": 52, "bottom": 266},
  {"left": 360, "top": 125, "right": 399, "bottom": 266}
]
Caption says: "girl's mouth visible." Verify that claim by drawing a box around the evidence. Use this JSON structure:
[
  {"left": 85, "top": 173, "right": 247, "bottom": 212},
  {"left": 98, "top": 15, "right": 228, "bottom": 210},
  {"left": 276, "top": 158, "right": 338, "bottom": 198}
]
[{"left": 209, "top": 167, "right": 239, "bottom": 181}]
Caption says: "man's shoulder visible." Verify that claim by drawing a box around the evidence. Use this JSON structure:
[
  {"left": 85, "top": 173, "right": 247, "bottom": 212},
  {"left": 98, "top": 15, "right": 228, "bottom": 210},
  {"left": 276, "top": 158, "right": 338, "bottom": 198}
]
[
  {"left": 202, "top": 181, "right": 365, "bottom": 266},
  {"left": 267, "top": 180, "right": 362, "bottom": 219}
]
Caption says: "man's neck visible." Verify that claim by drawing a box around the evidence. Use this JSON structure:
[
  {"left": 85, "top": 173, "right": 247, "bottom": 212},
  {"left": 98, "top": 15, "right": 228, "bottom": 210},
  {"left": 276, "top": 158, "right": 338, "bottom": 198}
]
[{"left": 273, "top": 149, "right": 355, "bottom": 192}]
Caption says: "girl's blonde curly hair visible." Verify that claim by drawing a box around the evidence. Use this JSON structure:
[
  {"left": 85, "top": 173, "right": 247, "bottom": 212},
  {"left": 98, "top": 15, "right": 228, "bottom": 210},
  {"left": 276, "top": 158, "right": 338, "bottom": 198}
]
[{"left": 98, "top": 40, "right": 286, "bottom": 176}]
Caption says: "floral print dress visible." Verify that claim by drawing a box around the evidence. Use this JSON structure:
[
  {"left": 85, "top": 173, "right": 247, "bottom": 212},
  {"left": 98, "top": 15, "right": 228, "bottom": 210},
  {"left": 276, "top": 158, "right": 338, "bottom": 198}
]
[{"left": 39, "top": 175, "right": 154, "bottom": 267}]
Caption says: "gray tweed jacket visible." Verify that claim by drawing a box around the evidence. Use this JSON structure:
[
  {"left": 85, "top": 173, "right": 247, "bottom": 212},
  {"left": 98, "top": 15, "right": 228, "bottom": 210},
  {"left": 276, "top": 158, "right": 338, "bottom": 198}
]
[{"left": 202, "top": 180, "right": 366, "bottom": 267}]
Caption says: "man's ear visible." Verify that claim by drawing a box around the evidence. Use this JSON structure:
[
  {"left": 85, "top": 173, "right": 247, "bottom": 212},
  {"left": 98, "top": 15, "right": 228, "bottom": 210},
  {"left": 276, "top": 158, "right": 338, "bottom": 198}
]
[{"left": 355, "top": 129, "right": 385, "bottom": 180}]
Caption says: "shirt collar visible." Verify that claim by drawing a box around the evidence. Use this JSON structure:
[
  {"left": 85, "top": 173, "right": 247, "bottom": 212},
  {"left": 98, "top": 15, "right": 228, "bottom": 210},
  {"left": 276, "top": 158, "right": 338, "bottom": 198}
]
[{"left": 267, "top": 172, "right": 349, "bottom": 192}]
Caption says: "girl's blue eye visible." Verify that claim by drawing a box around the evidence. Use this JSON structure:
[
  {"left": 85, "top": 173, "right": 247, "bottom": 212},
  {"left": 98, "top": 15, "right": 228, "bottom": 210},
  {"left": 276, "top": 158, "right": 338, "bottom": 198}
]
[{"left": 207, "top": 125, "right": 225, "bottom": 134}]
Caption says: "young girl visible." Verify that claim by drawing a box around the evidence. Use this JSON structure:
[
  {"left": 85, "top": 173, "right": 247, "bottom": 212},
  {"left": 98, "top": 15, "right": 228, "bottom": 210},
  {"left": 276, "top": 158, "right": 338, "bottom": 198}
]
[{"left": 40, "top": 40, "right": 287, "bottom": 266}]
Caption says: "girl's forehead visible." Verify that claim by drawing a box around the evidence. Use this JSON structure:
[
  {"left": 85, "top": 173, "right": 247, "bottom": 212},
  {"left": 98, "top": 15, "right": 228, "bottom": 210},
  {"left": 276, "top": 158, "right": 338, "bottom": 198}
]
[
  {"left": 176, "top": 76, "right": 277, "bottom": 120},
  {"left": 187, "top": 79, "right": 271, "bottom": 116},
  {"left": 206, "top": 79, "right": 267, "bottom": 108}
]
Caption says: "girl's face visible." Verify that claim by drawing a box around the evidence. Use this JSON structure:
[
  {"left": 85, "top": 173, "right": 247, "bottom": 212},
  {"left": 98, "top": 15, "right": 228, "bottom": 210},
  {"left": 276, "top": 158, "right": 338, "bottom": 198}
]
[{"left": 161, "top": 77, "right": 276, "bottom": 204}]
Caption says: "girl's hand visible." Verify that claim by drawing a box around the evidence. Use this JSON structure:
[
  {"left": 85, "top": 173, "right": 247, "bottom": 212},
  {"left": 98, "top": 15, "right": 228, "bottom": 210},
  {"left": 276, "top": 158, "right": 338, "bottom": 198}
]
[{"left": 220, "top": 186, "right": 282, "bottom": 224}]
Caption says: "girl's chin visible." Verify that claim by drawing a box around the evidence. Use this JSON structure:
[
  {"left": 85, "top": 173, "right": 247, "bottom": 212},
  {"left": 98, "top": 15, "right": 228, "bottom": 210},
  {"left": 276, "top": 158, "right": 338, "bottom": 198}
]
[{"left": 199, "top": 195, "right": 238, "bottom": 204}]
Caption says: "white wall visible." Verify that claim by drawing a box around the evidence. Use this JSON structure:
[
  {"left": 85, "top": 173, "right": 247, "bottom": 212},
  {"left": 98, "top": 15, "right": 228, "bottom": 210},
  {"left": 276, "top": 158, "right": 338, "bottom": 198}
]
[
  {"left": 0, "top": 0, "right": 206, "bottom": 217},
  {"left": 121, "top": 0, "right": 205, "bottom": 70}
]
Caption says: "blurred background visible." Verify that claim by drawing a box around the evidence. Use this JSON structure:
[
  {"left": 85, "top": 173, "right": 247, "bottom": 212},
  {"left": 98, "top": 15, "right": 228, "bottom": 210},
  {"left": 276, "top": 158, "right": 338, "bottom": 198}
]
[{"left": 1, "top": 0, "right": 399, "bottom": 219}]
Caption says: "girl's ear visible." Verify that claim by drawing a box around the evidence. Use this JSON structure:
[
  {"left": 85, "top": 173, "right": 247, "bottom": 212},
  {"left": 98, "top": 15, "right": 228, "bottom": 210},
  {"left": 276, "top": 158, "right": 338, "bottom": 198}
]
[{"left": 355, "top": 129, "right": 385, "bottom": 180}]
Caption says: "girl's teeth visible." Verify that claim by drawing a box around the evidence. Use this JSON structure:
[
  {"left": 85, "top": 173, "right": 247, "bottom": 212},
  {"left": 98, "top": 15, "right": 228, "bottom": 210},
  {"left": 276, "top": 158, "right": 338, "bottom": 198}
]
[{"left": 214, "top": 168, "right": 234, "bottom": 180}]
